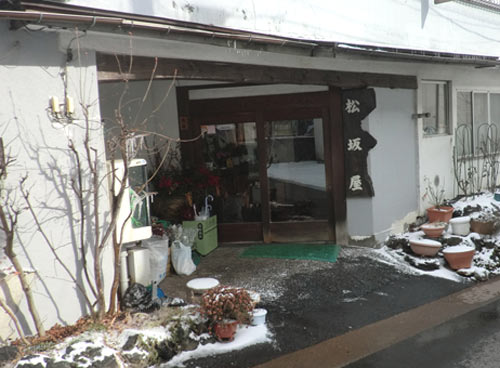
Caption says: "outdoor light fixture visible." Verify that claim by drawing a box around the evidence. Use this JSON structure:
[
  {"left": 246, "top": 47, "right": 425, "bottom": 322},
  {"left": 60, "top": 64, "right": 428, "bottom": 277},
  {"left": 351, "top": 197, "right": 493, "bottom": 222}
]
[{"left": 49, "top": 95, "right": 75, "bottom": 124}]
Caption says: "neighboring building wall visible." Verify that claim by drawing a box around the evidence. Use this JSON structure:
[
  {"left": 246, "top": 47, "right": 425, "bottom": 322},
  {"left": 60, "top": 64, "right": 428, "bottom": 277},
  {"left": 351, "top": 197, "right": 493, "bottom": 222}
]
[
  {"left": 0, "top": 22, "right": 113, "bottom": 340},
  {"left": 67, "top": 0, "right": 500, "bottom": 58}
]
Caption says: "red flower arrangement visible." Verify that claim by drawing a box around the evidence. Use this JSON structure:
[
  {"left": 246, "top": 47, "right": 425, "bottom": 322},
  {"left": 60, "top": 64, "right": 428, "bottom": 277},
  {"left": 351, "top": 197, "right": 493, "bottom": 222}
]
[{"left": 156, "top": 166, "right": 220, "bottom": 212}]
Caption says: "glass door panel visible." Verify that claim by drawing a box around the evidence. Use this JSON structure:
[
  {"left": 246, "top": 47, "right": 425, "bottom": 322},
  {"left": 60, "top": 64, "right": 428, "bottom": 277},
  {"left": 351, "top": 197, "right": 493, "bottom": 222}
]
[
  {"left": 266, "top": 119, "right": 328, "bottom": 222},
  {"left": 201, "top": 122, "right": 261, "bottom": 223}
]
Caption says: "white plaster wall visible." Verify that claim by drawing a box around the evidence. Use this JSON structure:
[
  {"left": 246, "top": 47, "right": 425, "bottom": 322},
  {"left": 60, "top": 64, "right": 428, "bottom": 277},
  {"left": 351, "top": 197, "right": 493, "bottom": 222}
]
[
  {"left": 347, "top": 88, "right": 418, "bottom": 242},
  {"left": 0, "top": 23, "right": 113, "bottom": 339},
  {"left": 67, "top": 0, "right": 500, "bottom": 58}
]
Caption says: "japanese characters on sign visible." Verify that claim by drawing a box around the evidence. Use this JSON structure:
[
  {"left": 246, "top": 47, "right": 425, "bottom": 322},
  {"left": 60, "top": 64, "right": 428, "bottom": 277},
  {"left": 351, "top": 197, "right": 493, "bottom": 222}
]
[{"left": 342, "top": 89, "right": 377, "bottom": 197}]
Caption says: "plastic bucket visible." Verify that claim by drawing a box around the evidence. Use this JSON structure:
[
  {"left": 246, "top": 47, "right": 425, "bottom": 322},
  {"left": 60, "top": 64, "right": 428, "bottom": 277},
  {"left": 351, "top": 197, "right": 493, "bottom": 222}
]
[{"left": 252, "top": 308, "right": 268, "bottom": 326}]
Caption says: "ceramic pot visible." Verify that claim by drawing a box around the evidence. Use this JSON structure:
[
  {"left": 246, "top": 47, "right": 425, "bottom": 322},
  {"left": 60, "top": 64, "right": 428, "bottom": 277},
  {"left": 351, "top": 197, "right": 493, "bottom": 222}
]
[
  {"left": 410, "top": 239, "right": 442, "bottom": 257},
  {"left": 251, "top": 308, "right": 268, "bottom": 326},
  {"left": 426, "top": 206, "right": 454, "bottom": 223},
  {"left": 470, "top": 219, "right": 495, "bottom": 235},
  {"left": 420, "top": 222, "right": 446, "bottom": 238},
  {"left": 214, "top": 320, "right": 239, "bottom": 342},
  {"left": 443, "top": 246, "right": 475, "bottom": 270},
  {"left": 449, "top": 216, "right": 470, "bottom": 236}
]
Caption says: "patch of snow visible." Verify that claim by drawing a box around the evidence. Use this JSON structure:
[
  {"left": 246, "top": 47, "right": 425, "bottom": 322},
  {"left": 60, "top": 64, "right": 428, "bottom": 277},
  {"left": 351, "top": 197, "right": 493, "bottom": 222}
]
[
  {"left": 350, "top": 235, "right": 372, "bottom": 241},
  {"left": 342, "top": 297, "right": 368, "bottom": 303},
  {"left": 373, "top": 247, "right": 466, "bottom": 282},
  {"left": 442, "top": 245, "right": 475, "bottom": 253},
  {"left": 161, "top": 324, "right": 273, "bottom": 367},
  {"left": 410, "top": 239, "right": 441, "bottom": 247},
  {"left": 452, "top": 192, "right": 495, "bottom": 213},
  {"left": 18, "top": 354, "right": 48, "bottom": 366}
]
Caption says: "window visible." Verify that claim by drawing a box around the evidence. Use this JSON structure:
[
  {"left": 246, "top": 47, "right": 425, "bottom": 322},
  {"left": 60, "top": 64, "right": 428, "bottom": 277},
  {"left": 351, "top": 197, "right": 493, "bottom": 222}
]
[
  {"left": 422, "top": 81, "right": 450, "bottom": 136},
  {"left": 457, "top": 91, "right": 500, "bottom": 155}
]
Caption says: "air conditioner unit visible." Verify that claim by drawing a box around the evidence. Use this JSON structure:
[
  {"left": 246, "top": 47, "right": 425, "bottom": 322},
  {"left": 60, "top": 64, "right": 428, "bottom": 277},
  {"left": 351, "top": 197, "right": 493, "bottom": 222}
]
[{"left": 108, "top": 158, "right": 152, "bottom": 244}]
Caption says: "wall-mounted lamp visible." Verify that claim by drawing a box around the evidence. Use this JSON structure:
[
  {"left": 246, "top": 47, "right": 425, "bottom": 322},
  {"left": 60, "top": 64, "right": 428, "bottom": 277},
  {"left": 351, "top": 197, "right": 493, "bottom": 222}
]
[
  {"left": 49, "top": 96, "right": 75, "bottom": 124},
  {"left": 412, "top": 112, "right": 431, "bottom": 119}
]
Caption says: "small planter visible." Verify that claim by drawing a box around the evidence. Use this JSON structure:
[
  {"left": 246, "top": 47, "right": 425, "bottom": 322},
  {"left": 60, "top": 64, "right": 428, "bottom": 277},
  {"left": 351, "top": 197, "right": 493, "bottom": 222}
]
[
  {"left": 470, "top": 219, "right": 495, "bottom": 235},
  {"left": 214, "top": 320, "right": 239, "bottom": 342},
  {"left": 449, "top": 216, "right": 470, "bottom": 236},
  {"left": 426, "top": 206, "right": 454, "bottom": 223},
  {"left": 495, "top": 192, "right": 500, "bottom": 201},
  {"left": 442, "top": 246, "right": 475, "bottom": 270},
  {"left": 420, "top": 222, "right": 446, "bottom": 238},
  {"left": 251, "top": 308, "right": 268, "bottom": 326},
  {"left": 410, "top": 239, "right": 442, "bottom": 257}
]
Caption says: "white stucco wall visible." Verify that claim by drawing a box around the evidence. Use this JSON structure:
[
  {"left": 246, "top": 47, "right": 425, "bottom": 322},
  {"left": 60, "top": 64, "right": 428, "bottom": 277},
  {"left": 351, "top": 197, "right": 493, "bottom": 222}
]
[
  {"left": 347, "top": 88, "right": 419, "bottom": 242},
  {"left": 0, "top": 22, "right": 113, "bottom": 339},
  {"left": 67, "top": 0, "right": 500, "bottom": 58}
]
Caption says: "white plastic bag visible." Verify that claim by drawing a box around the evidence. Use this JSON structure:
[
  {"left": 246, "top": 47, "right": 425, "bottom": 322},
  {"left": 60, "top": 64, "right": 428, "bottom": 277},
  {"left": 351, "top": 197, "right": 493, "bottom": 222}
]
[
  {"left": 171, "top": 240, "right": 196, "bottom": 276},
  {"left": 143, "top": 237, "right": 169, "bottom": 283}
]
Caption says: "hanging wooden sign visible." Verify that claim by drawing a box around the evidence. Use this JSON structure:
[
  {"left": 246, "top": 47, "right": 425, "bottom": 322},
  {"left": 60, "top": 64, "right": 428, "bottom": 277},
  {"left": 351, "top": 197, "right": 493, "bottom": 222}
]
[{"left": 342, "top": 88, "right": 377, "bottom": 197}]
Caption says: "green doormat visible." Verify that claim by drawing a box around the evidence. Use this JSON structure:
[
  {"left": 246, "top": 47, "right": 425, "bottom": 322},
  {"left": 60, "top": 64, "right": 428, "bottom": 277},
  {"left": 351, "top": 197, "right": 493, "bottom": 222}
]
[{"left": 240, "top": 243, "right": 340, "bottom": 262}]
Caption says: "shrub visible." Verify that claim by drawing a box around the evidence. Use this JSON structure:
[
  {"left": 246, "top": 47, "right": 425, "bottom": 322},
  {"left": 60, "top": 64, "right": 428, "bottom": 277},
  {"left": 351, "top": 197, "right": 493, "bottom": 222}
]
[{"left": 200, "top": 286, "right": 254, "bottom": 327}]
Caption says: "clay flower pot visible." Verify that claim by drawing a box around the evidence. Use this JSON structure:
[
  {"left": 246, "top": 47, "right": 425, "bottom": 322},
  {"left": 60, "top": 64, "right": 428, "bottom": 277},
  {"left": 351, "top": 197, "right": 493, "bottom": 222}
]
[
  {"left": 214, "top": 320, "right": 239, "bottom": 342},
  {"left": 449, "top": 216, "right": 470, "bottom": 236},
  {"left": 410, "top": 239, "right": 442, "bottom": 257},
  {"left": 426, "top": 206, "right": 454, "bottom": 223},
  {"left": 442, "top": 246, "right": 475, "bottom": 270},
  {"left": 470, "top": 219, "right": 495, "bottom": 235},
  {"left": 420, "top": 222, "right": 446, "bottom": 238}
]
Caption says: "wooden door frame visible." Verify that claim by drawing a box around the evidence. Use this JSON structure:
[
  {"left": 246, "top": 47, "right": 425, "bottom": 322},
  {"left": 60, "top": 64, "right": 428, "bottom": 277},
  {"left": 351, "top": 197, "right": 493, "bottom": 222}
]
[{"left": 178, "top": 88, "right": 344, "bottom": 243}]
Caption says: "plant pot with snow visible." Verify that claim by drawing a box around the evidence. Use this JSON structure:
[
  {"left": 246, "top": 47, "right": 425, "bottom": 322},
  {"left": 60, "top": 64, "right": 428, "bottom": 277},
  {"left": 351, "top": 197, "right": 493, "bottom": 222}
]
[
  {"left": 423, "top": 175, "right": 453, "bottom": 223},
  {"left": 410, "top": 238, "right": 442, "bottom": 257},
  {"left": 470, "top": 218, "right": 496, "bottom": 235},
  {"left": 442, "top": 245, "right": 475, "bottom": 270},
  {"left": 200, "top": 285, "right": 254, "bottom": 342},
  {"left": 426, "top": 206, "right": 454, "bottom": 223},
  {"left": 449, "top": 216, "right": 470, "bottom": 236},
  {"left": 420, "top": 222, "right": 446, "bottom": 238}
]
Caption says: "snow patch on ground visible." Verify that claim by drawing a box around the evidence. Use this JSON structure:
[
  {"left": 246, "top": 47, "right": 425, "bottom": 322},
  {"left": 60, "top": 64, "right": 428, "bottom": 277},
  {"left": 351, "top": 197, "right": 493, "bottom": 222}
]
[
  {"left": 161, "top": 324, "right": 272, "bottom": 367},
  {"left": 374, "top": 193, "right": 500, "bottom": 283}
]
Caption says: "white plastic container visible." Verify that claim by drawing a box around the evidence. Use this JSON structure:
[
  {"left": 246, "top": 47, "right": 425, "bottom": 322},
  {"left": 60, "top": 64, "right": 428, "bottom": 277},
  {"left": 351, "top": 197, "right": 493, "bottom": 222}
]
[
  {"left": 127, "top": 247, "right": 151, "bottom": 285},
  {"left": 449, "top": 216, "right": 471, "bottom": 236},
  {"left": 252, "top": 308, "right": 268, "bottom": 326}
]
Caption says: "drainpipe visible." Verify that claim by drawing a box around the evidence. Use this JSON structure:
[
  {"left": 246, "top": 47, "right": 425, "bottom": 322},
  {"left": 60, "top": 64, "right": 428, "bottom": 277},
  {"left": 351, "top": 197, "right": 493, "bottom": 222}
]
[{"left": 119, "top": 249, "right": 129, "bottom": 297}]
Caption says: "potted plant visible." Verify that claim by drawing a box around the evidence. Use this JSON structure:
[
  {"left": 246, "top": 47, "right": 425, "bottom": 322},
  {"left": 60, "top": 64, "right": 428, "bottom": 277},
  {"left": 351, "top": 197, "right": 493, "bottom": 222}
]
[
  {"left": 470, "top": 210, "right": 498, "bottom": 235},
  {"left": 420, "top": 222, "right": 446, "bottom": 238},
  {"left": 442, "top": 245, "right": 475, "bottom": 270},
  {"left": 423, "top": 175, "right": 454, "bottom": 223},
  {"left": 409, "top": 238, "right": 442, "bottom": 257},
  {"left": 200, "top": 285, "right": 254, "bottom": 342}
]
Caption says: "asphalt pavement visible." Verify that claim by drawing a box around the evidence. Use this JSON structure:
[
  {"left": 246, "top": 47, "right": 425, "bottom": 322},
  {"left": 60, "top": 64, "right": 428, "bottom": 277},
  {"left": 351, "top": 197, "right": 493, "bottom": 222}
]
[{"left": 160, "top": 244, "right": 480, "bottom": 368}]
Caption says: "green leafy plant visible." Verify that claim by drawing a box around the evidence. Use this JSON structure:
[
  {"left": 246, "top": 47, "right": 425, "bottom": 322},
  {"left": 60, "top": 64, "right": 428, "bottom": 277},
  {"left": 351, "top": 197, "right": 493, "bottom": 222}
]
[{"left": 200, "top": 286, "right": 254, "bottom": 328}]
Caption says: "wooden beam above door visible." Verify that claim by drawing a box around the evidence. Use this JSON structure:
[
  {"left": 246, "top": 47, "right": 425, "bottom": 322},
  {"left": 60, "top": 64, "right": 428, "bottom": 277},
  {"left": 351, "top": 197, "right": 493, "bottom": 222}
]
[{"left": 96, "top": 54, "right": 417, "bottom": 89}]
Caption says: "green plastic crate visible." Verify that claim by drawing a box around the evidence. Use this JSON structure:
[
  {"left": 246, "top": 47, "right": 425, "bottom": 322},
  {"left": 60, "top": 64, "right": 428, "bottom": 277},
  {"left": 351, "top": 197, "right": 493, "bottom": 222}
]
[{"left": 183, "top": 215, "right": 218, "bottom": 255}]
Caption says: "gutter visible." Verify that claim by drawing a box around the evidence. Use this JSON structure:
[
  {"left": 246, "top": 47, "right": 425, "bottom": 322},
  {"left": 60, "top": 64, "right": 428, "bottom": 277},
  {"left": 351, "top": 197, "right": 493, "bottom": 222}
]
[{"left": 0, "top": 10, "right": 318, "bottom": 49}]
